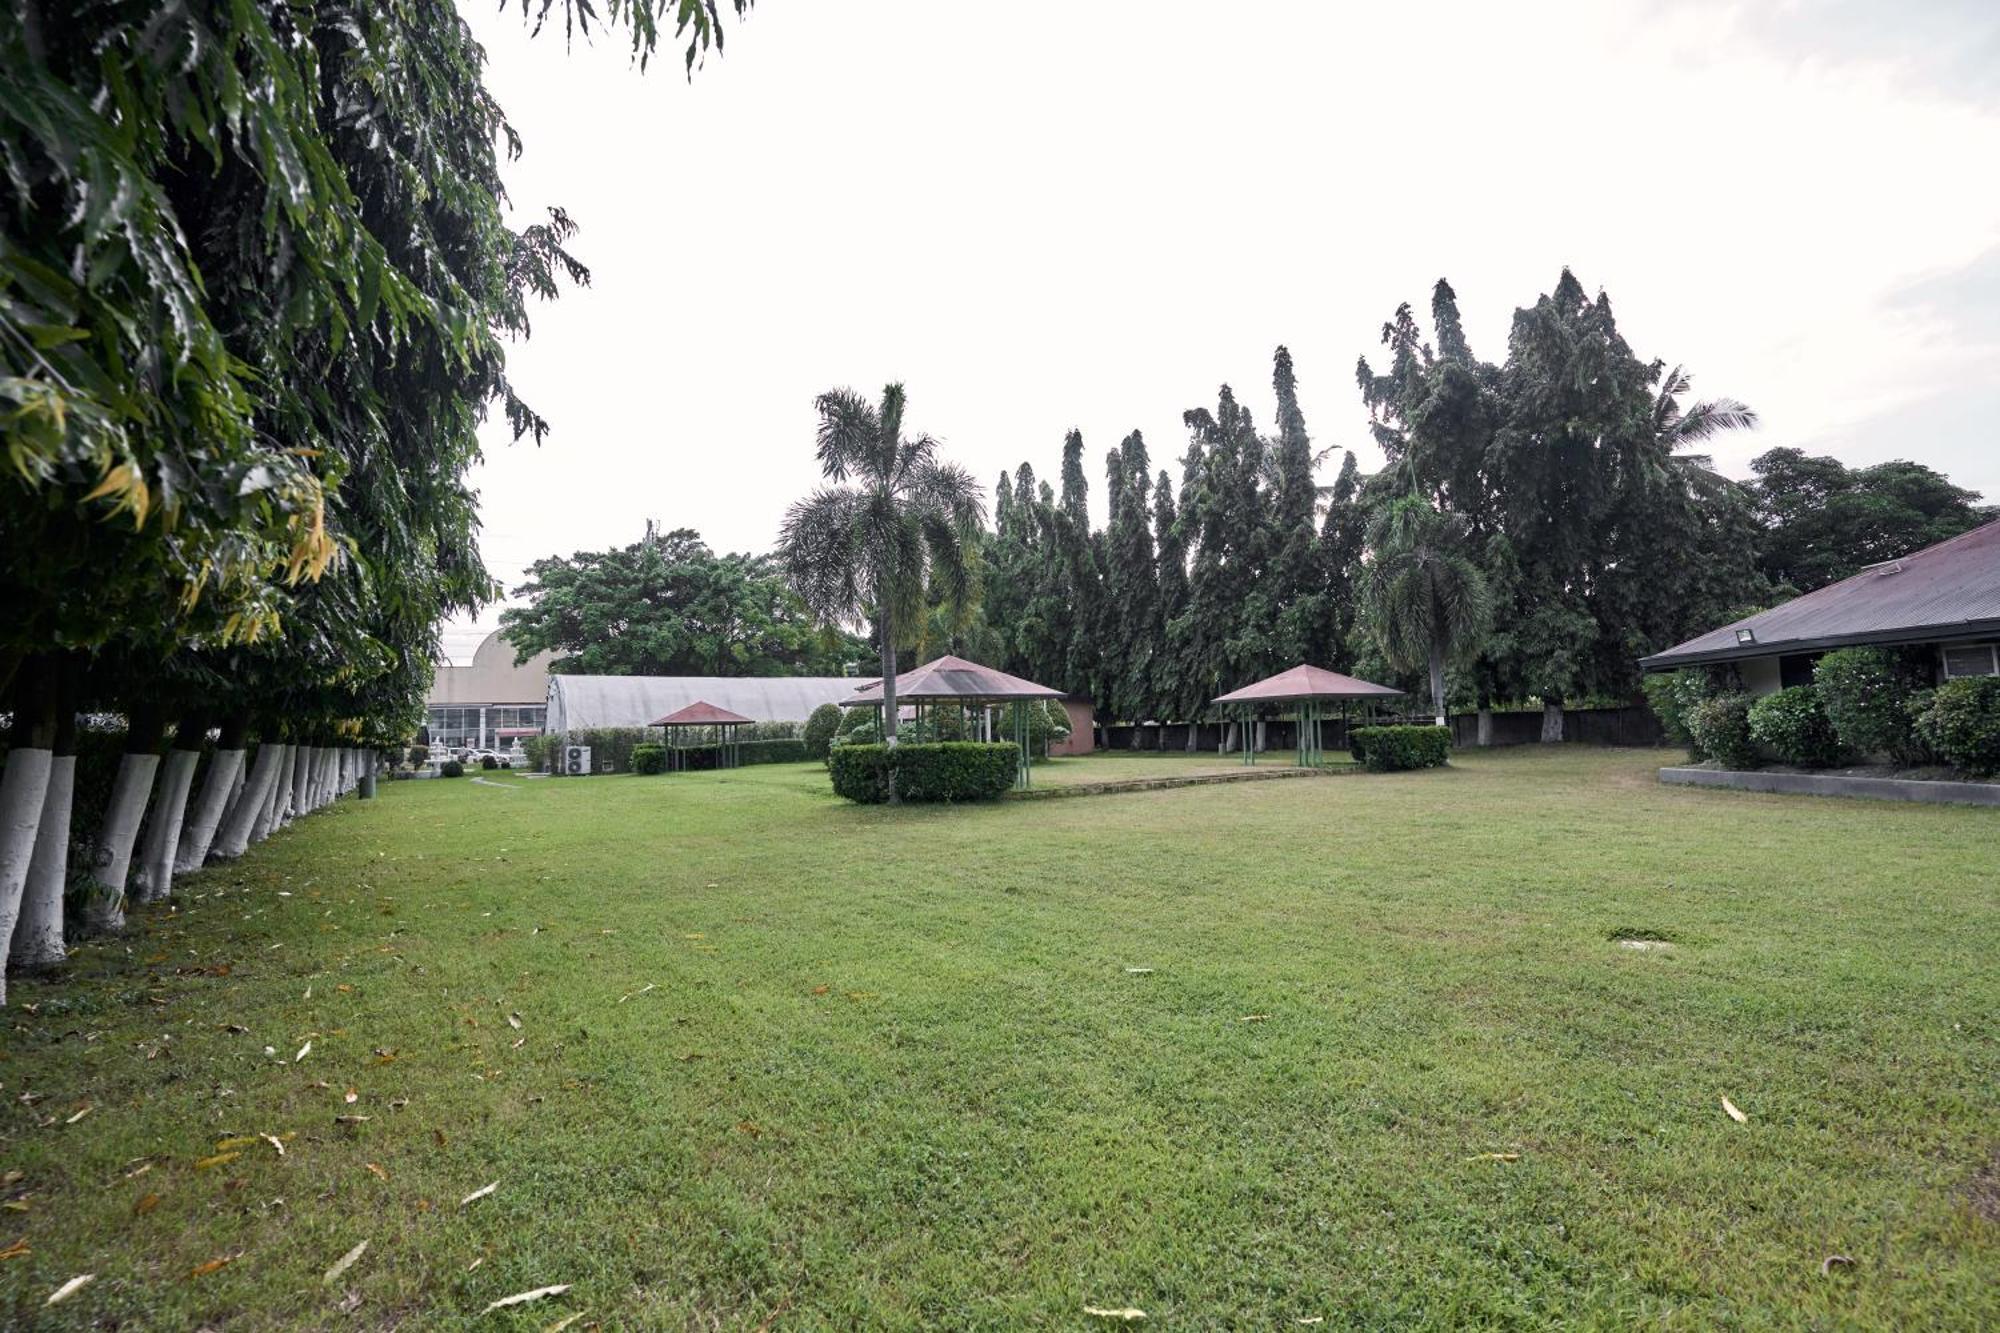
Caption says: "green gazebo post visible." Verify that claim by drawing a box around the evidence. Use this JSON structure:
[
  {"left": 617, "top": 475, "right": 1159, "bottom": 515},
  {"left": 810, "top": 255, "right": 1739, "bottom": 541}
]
[
  {"left": 844, "top": 654, "right": 1065, "bottom": 792},
  {"left": 1212, "top": 664, "right": 1405, "bottom": 769},
  {"left": 651, "top": 700, "right": 757, "bottom": 774}
]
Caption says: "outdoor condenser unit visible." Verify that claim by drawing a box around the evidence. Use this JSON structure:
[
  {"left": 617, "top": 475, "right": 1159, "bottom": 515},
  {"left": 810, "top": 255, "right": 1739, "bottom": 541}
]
[{"left": 562, "top": 744, "right": 592, "bottom": 776}]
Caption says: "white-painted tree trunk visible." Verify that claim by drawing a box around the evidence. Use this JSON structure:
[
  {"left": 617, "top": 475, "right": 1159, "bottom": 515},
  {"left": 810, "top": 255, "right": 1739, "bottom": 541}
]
[
  {"left": 84, "top": 751, "right": 160, "bottom": 933},
  {"left": 1476, "top": 708, "right": 1493, "bottom": 747},
  {"left": 11, "top": 755, "right": 73, "bottom": 971},
  {"left": 322, "top": 747, "right": 340, "bottom": 805},
  {"left": 176, "top": 749, "right": 243, "bottom": 872},
  {"left": 253, "top": 743, "right": 291, "bottom": 841},
  {"left": 1541, "top": 701, "right": 1565, "bottom": 743},
  {"left": 215, "top": 744, "right": 283, "bottom": 859},
  {"left": 0, "top": 748, "right": 54, "bottom": 1006},
  {"left": 133, "top": 747, "right": 199, "bottom": 903},
  {"left": 224, "top": 756, "right": 248, "bottom": 823}
]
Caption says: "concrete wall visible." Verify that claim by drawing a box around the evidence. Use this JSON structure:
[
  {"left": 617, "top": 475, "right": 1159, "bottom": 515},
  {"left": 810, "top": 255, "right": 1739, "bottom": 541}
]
[{"left": 1050, "top": 698, "right": 1094, "bottom": 756}]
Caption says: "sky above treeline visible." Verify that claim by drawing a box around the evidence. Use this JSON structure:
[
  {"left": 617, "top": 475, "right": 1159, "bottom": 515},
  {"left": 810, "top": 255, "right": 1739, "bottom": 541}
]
[{"left": 443, "top": 0, "right": 2000, "bottom": 661}]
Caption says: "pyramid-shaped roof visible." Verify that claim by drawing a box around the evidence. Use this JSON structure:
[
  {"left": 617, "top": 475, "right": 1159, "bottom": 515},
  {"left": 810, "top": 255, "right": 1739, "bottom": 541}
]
[
  {"left": 845, "top": 655, "right": 1063, "bottom": 704},
  {"left": 651, "top": 700, "right": 756, "bottom": 727},
  {"left": 1212, "top": 663, "right": 1404, "bottom": 705}
]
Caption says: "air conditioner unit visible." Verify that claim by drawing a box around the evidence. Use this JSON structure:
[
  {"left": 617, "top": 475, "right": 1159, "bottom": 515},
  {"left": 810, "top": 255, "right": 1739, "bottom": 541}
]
[{"left": 562, "top": 744, "right": 592, "bottom": 776}]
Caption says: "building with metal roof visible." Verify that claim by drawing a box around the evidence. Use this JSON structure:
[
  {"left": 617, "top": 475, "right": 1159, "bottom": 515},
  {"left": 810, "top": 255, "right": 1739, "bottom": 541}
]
[
  {"left": 545, "top": 674, "right": 863, "bottom": 733},
  {"left": 1640, "top": 519, "right": 2000, "bottom": 691}
]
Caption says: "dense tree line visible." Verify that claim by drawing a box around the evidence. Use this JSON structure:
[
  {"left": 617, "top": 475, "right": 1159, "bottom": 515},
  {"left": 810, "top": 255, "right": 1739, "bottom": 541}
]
[
  {"left": 969, "top": 271, "right": 1989, "bottom": 737},
  {"left": 0, "top": 2, "right": 744, "bottom": 1001}
]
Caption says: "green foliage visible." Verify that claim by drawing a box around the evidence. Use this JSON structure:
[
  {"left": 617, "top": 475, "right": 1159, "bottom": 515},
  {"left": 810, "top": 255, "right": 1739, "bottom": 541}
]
[
  {"left": 1747, "top": 686, "right": 1843, "bottom": 767},
  {"left": 502, "top": 524, "right": 863, "bottom": 676},
  {"left": 521, "top": 734, "right": 557, "bottom": 772},
  {"left": 803, "top": 703, "right": 842, "bottom": 761},
  {"left": 1640, "top": 670, "right": 1707, "bottom": 752},
  {"left": 438, "top": 759, "right": 465, "bottom": 778},
  {"left": 1752, "top": 447, "right": 1992, "bottom": 593},
  {"left": 739, "top": 738, "right": 809, "bottom": 765},
  {"left": 1348, "top": 725, "right": 1451, "bottom": 772},
  {"left": 554, "top": 727, "right": 648, "bottom": 773},
  {"left": 631, "top": 743, "right": 668, "bottom": 775},
  {"left": 828, "top": 742, "right": 1020, "bottom": 804},
  {"left": 1686, "top": 694, "right": 1758, "bottom": 770},
  {"left": 1360, "top": 496, "right": 1492, "bottom": 720},
  {"left": 480, "top": 754, "right": 499, "bottom": 771},
  {"left": 1911, "top": 677, "right": 2000, "bottom": 777},
  {"left": 1813, "top": 648, "right": 1932, "bottom": 761}
]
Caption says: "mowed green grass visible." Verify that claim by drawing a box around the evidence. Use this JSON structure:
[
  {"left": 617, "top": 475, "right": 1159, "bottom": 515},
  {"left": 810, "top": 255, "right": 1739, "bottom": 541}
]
[{"left": 2, "top": 748, "right": 1996, "bottom": 1330}]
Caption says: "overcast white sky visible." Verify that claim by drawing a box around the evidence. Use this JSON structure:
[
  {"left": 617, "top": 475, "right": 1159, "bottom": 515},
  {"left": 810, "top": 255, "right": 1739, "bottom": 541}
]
[{"left": 443, "top": 0, "right": 2000, "bottom": 661}]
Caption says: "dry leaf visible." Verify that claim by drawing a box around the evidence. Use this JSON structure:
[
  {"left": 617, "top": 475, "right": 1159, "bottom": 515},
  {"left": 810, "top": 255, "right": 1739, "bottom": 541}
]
[
  {"left": 324, "top": 1239, "right": 368, "bottom": 1285},
  {"left": 263, "top": 1134, "right": 285, "bottom": 1157},
  {"left": 1821, "top": 1254, "right": 1855, "bottom": 1276},
  {"left": 64, "top": 1104, "right": 92, "bottom": 1125},
  {"left": 190, "top": 1254, "right": 235, "bottom": 1279},
  {"left": 295, "top": 1041, "right": 312, "bottom": 1063},
  {"left": 224, "top": 1023, "right": 250, "bottom": 1034},
  {"left": 735, "top": 1120, "right": 762, "bottom": 1137},
  {"left": 1722, "top": 1096, "right": 1749, "bottom": 1124},
  {"left": 512, "top": 1038, "right": 526, "bottom": 1050},
  {"left": 1296, "top": 1320, "right": 1325, "bottom": 1327},
  {"left": 364, "top": 1163, "right": 389, "bottom": 1182},
  {"left": 336, "top": 984, "right": 353, "bottom": 993},
  {"left": 1239, "top": 1014, "right": 1270, "bottom": 1023},
  {"left": 1465, "top": 1152, "right": 1521, "bottom": 1163},
  {"left": 134, "top": 1193, "right": 161, "bottom": 1215},
  {"left": 0, "top": 1238, "right": 29, "bottom": 1260},
  {"left": 0, "top": 1202, "right": 27, "bottom": 1214},
  {"left": 461, "top": 1181, "right": 497, "bottom": 1206},
  {"left": 1084, "top": 1305, "right": 1146, "bottom": 1321},
  {"left": 46, "top": 1273, "right": 93, "bottom": 1306},
  {"left": 433, "top": 1127, "right": 447, "bottom": 1147},
  {"left": 466, "top": 1256, "right": 484, "bottom": 1272},
  {"left": 479, "top": 1284, "right": 571, "bottom": 1315},
  {"left": 334, "top": 1115, "right": 370, "bottom": 1125},
  {"left": 344, "top": 1088, "right": 358, "bottom": 1104},
  {"left": 1123, "top": 967, "right": 1155, "bottom": 975},
  {"left": 195, "top": 1151, "right": 241, "bottom": 1171},
  {"left": 544, "top": 1314, "right": 586, "bottom": 1333},
  {"left": 507, "top": 1013, "right": 523, "bottom": 1030},
  {"left": 617, "top": 984, "right": 656, "bottom": 1003}
]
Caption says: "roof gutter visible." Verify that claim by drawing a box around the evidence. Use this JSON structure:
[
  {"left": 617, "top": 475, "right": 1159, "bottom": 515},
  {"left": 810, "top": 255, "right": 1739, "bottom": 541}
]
[{"left": 1638, "top": 617, "right": 2000, "bottom": 671}]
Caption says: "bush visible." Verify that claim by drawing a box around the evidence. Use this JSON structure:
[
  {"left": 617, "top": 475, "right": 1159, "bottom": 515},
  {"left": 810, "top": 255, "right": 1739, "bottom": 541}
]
[
  {"left": 438, "top": 759, "right": 464, "bottom": 778},
  {"left": 828, "top": 742, "right": 1019, "bottom": 803},
  {"left": 480, "top": 753, "right": 499, "bottom": 770},
  {"left": 1911, "top": 676, "right": 2000, "bottom": 777},
  {"left": 1813, "top": 647, "right": 1930, "bottom": 760},
  {"left": 630, "top": 743, "right": 667, "bottom": 775},
  {"left": 803, "top": 704, "right": 842, "bottom": 762},
  {"left": 1746, "top": 686, "right": 1843, "bottom": 767},
  {"left": 1685, "top": 694, "right": 1758, "bottom": 769},
  {"left": 1641, "top": 669, "right": 1710, "bottom": 753},
  {"left": 740, "top": 738, "right": 809, "bottom": 765},
  {"left": 1349, "top": 725, "right": 1451, "bottom": 772},
  {"left": 520, "top": 734, "right": 556, "bottom": 771}
]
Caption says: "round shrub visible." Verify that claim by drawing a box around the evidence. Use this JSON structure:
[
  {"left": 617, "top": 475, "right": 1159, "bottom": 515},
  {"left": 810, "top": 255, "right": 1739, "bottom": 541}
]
[
  {"left": 438, "top": 759, "right": 464, "bottom": 778},
  {"left": 1746, "top": 686, "right": 1842, "bottom": 767},
  {"left": 480, "top": 753, "right": 498, "bottom": 770},
  {"left": 1640, "top": 669, "right": 1709, "bottom": 753},
  {"left": 1685, "top": 694, "right": 1757, "bottom": 770},
  {"left": 1349, "top": 725, "right": 1450, "bottom": 772},
  {"left": 1911, "top": 676, "right": 2000, "bottom": 777},
  {"left": 1813, "top": 647, "right": 1927, "bottom": 760},
  {"left": 630, "top": 742, "right": 667, "bottom": 775},
  {"left": 803, "top": 703, "right": 842, "bottom": 762}
]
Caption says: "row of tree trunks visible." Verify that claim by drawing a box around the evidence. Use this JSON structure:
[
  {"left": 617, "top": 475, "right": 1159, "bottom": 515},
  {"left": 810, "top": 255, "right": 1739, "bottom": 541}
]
[{"left": 0, "top": 729, "right": 375, "bottom": 1004}]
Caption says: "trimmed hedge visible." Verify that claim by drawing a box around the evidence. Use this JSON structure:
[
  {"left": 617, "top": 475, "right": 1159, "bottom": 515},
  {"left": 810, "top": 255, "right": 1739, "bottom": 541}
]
[
  {"left": 1686, "top": 694, "right": 1757, "bottom": 770},
  {"left": 1349, "top": 725, "right": 1451, "bottom": 772},
  {"left": 829, "top": 742, "right": 1019, "bottom": 803},
  {"left": 1813, "top": 647, "right": 1930, "bottom": 761},
  {"left": 438, "top": 759, "right": 464, "bottom": 778},
  {"left": 1911, "top": 676, "right": 2000, "bottom": 777},
  {"left": 1746, "top": 685, "right": 1843, "bottom": 767},
  {"left": 1640, "top": 669, "right": 1710, "bottom": 754},
  {"left": 630, "top": 743, "right": 667, "bottom": 775},
  {"left": 803, "top": 703, "right": 841, "bottom": 761}
]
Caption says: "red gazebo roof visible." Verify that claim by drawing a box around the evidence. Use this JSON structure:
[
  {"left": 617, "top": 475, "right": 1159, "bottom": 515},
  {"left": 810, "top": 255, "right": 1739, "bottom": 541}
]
[
  {"left": 651, "top": 700, "right": 756, "bottom": 727},
  {"left": 845, "top": 654, "right": 1063, "bottom": 704},
  {"left": 1212, "top": 663, "right": 1404, "bottom": 705}
]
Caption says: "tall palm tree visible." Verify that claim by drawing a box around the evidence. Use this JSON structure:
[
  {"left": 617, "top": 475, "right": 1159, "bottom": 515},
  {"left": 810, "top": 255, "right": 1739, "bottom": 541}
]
[
  {"left": 778, "top": 384, "right": 984, "bottom": 748},
  {"left": 1361, "top": 496, "right": 1492, "bottom": 726}
]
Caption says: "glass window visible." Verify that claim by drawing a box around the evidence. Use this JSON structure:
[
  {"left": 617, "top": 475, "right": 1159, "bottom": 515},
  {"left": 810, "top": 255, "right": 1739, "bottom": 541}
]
[{"left": 1942, "top": 643, "right": 1998, "bottom": 678}]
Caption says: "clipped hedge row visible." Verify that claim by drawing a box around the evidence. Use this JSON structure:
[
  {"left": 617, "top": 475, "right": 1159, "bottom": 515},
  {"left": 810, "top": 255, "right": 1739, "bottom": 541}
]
[
  {"left": 1746, "top": 685, "right": 1843, "bottom": 767},
  {"left": 1912, "top": 676, "right": 2000, "bottom": 777},
  {"left": 828, "top": 742, "right": 1019, "bottom": 803},
  {"left": 1686, "top": 694, "right": 1758, "bottom": 770},
  {"left": 1349, "top": 725, "right": 1451, "bottom": 772},
  {"left": 630, "top": 743, "right": 667, "bottom": 775}
]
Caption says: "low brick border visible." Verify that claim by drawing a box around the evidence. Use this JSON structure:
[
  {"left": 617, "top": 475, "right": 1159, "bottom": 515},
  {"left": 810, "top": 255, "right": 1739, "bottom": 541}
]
[
  {"left": 1009, "top": 765, "right": 1356, "bottom": 800},
  {"left": 1659, "top": 766, "right": 2000, "bottom": 807}
]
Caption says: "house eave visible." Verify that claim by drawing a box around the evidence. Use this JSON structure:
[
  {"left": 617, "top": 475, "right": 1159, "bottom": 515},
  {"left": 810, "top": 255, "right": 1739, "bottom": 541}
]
[{"left": 1639, "top": 617, "right": 2000, "bottom": 672}]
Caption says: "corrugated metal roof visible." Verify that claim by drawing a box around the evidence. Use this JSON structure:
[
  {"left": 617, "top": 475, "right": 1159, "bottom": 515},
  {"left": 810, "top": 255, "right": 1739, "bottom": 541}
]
[
  {"left": 1212, "top": 663, "right": 1404, "bottom": 704},
  {"left": 844, "top": 655, "right": 1063, "bottom": 704},
  {"left": 1642, "top": 519, "right": 2000, "bottom": 669},
  {"left": 652, "top": 701, "right": 756, "bottom": 727},
  {"left": 546, "top": 675, "right": 862, "bottom": 731}
]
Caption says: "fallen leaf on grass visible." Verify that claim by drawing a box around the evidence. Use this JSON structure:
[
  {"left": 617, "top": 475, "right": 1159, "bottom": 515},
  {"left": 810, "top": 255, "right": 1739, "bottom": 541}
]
[
  {"left": 480, "top": 1284, "right": 570, "bottom": 1315},
  {"left": 1296, "top": 1320, "right": 1324, "bottom": 1327},
  {"left": 617, "top": 984, "right": 655, "bottom": 1004},
  {"left": 1239, "top": 1014, "right": 1270, "bottom": 1023},
  {"left": 295, "top": 1041, "right": 312, "bottom": 1063},
  {"left": 263, "top": 1134, "right": 286, "bottom": 1157},
  {"left": 64, "top": 1104, "right": 92, "bottom": 1125},
  {"left": 190, "top": 1254, "right": 235, "bottom": 1279},
  {"left": 1722, "top": 1096, "right": 1749, "bottom": 1124},
  {"left": 461, "top": 1181, "right": 497, "bottom": 1206},
  {"left": 544, "top": 1314, "right": 585, "bottom": 1332},
  {"left": 195, "top": 1151, "right": 241, "bottom": 1171},
  {"left": 511, "top": 1038, "right": 525, "bottom": 1050},
  {"left": 735, "top": 1121, "right": 762, "bottom": 1137},
  {"left": 0, "top": 1238, "right": 28, "bottom": 1260},
  {"left": 344, "top": 1088, "right": 358, "bottom": 1104},
  {"left": 1084, "top": 1305, "right": 1146, "bottom": 1321},
  {"left": 222, "top": 1023, "right": 250, "bottom": 1035},
  {"left": 134, "top": 1193, "right": 161, "bottom": 1215},
  {"left": 334, "top": 1115, "right": 370, "bottom": 1125},
  {"left": 364, "top": 1163, "right": 389, "bottom": 1182},
  {"left": 1821, "top": 1254, "right": 1855, "bottom": 1276},
  {"left": 46, "top": 1273, "right": 93, "bottom": 1305},
  {"left": 507, "top": 1013, "right": 523, "bottom": 1030},
  {"left": 0, "top": 1201, "right": 25, "bottom": 1214},
  {"left": 215, "top": 1135, "right": 261, "bottom": 1151},
  {"left": 324, "top": 1239, "right": 368, "bottom": 1285},
  {"left": 466, "top": 1256, "right": 483, "bottom": 1273},
  {"left": 1123, "top": 967, "right": 1155, "bottom": 975},
  {"left": 1465, "top": 1153, "right": 1521, "bottom": 1163}
]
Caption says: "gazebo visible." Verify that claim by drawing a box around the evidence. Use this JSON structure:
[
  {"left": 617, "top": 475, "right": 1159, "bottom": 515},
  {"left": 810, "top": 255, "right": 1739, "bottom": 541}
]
[
  {"left": 650, "top": 700, "right": 755, "bottom": 771},
  {"left": 1211, "top": 663, "right": 1405, "bottom": 766},
  {"left": 844, "top": 655, "right": 1064, "bottom": 789}
]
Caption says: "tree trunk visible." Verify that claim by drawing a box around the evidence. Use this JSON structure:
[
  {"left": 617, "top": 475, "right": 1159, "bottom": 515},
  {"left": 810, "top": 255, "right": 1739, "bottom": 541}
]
[
  {"left": 287, "top": 745, "right": 312, "bottom": 823},
  {"left": 1541, "top": 700, "right": 1565, "bottom": 743},
  {"left": 11, "top": 752, "right": 73, "bottom": 972},
  {"left": 215, "top": 742, "right": 283, "bottom": 859},
  {"left": 1476, "top": 707, "right": 1493, "bottom": 748},
  {"left": 253, "top": 743, "right": 290, "bottom": 841},
  {"left": 359, "top": 751, "right": 377, "bottom": 800},
  {"left": 0, "top": 743, "right": 54, "bottom": 1006},
  {"left": 878, "top": 610, "right": 898, "bottom": 803},
  {"left": 178, "top": 719, "right": 247, "bottom": 872},
  {"left": 1428, "top": 643, "right": 1447, "bottom": 728},
  {"left": 134, "top": 716, "right": 206, "bottom": 903},
  {"left": 85, "top": 732, "right": 163, "bottom": 935}
]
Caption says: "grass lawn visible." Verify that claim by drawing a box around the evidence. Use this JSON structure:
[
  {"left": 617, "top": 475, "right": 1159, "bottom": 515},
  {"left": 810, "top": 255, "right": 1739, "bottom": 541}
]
[
  {"left": 1025, "top": 750, "right": 1331, "bottom": 787},
  {"left": 2, "top": 747, "right": 1996, "bottom": 1329}
]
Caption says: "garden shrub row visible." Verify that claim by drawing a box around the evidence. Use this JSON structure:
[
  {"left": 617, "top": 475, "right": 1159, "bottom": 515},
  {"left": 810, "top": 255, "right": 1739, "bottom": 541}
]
[
  {"left": 828, "top": 742, "right": 1019, "bottom": 803},
  {"left": 1348, "top": 725, "right": 1451, "bottom": 772},
  {"left": 1745, "top": 686, "right": 1842, "bottom": 767},
  {"left": 630, "top": 743, "right": 667, "bottom": 775},
  {"left": 1912, "top": 676, "right": 2000, "bottom": 777}
]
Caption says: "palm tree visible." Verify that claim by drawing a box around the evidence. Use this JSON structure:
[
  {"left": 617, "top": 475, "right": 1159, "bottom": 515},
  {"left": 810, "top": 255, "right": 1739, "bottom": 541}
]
[
  {"left": 1361, "top": 496, "right": 1493, "bottom": 726},
  {"left": 778, "top": 384, "right": 984, "bottom": 750}
]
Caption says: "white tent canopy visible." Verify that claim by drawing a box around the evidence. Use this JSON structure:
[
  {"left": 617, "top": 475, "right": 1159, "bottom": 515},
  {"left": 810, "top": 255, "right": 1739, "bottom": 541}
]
[{"left": 544, "top": 675, "right": 863, "bottom": 733}]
